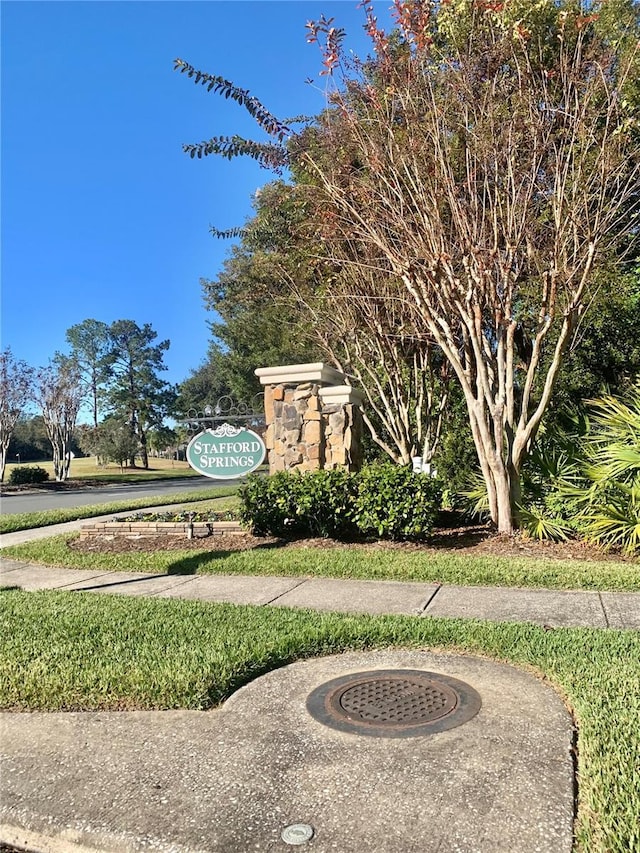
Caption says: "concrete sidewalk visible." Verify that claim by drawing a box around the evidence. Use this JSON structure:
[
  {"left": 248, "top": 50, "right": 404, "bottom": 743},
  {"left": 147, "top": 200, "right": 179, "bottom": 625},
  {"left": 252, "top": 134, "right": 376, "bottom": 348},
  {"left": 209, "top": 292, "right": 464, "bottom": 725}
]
[
  {"left": 1, "top": 650, "right": 575, "bottom": 853},
  {"left": 1, "top": 556, "right": 639, "bottom": 628},
  {"left": 1, "top": 518, "right": 638, "bottom": 853},
  {"left": 2, "top": 511, "right": 639, "bottom": 628}
]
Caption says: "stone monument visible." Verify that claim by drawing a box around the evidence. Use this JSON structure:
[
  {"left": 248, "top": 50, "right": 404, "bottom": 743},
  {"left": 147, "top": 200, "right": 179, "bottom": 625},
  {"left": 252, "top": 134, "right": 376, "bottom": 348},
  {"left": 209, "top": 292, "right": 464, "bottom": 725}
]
[{"left": 255, "top": 362, "right": 364, "bottom": 474}]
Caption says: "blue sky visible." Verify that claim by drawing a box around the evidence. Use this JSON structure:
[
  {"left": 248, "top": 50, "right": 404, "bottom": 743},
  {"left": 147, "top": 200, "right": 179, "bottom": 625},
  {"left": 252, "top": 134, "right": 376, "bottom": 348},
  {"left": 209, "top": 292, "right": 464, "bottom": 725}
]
[{"left": 2, "top": 0, "right": 393, "bottom": 394}]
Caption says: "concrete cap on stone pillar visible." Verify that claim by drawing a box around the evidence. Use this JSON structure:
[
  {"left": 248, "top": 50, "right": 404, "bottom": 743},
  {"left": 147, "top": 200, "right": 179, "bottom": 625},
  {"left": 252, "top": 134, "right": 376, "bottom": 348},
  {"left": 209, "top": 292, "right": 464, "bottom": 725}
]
[
  {"left": 255, "top": 362, "right": 346, "bottom": 386},
  {"left": 318, "top": 385, "right": 365, "bottom": 406}
]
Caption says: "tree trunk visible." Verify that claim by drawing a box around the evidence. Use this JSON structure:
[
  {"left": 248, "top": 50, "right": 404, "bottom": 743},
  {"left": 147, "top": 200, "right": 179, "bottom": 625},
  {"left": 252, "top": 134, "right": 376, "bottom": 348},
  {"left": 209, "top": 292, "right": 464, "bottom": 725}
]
[
  {"left": 493, "top": 466, "right": 515, "bottom": 534},
  {"left": 61, "top": 449, "right": 72, "bottom": 481},
  {"left": 0, "top": 442, "right": 8, "bottom": 483},
  {"left": 139, "top": 432, "right": 149, "bottom": 469},
  {"left": 508, "top": 461, "right": 523, "bottom": 527},
  {"left": 465, "top": 396, "right": 519, "bottom": 534},
  {"left": 52, "top": 437, "right": 63, "bottom": 481}
]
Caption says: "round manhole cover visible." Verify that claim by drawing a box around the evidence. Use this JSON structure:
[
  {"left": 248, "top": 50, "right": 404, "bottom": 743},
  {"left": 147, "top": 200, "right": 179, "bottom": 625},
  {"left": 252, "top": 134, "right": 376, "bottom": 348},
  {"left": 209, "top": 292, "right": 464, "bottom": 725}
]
[{"left": 306, "top": 669, "right": 481, "bottom": 737}]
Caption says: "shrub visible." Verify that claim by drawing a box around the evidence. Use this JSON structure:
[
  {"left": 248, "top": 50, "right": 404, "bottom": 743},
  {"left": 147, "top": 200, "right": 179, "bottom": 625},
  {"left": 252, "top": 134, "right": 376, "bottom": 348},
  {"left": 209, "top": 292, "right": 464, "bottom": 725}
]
[
  {"left": 238, "top": 469, "right": 358, "bottom": 538},
  {"left": 456, "top": 420, "right": 585, "bottom": 540},
  {"left": 239, "top": 464, "right": 442, "bottom": 541},
  {"left": 290, "top": 468, "right": 359, "bottom": 539},
  {"left": 354, "top": 463, "right": 442, "bottom": 540},
  {"left": 8, "top": 465, "right": 50, "bottom": 485},
  {"left": 577, "top": 484, "right": 640, "bottom": 554},
  {"left": 238, "top": 471, "right": 300, "bottom": 536},
  {"left": 517, "top": 389, "right": 640, "bottom": 553},
  {"left": 456, "top": 390, "right": 640, "bottom": 554},
  {"left": 569, "top": 388, "right": 640, "bottom": 554}
]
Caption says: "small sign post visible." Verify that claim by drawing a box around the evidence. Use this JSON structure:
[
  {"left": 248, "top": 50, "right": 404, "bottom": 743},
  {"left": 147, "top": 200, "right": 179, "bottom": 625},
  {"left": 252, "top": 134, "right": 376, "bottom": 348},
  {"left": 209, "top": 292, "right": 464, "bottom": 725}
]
[{"left": 186, "top": 423, "right": 266, "bottom": 480}]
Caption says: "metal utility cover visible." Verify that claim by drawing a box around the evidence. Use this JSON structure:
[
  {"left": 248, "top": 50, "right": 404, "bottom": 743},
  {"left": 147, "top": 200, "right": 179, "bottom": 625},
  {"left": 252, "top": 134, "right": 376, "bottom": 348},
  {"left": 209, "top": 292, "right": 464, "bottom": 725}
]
[{"left": 306, "top": 669, "right": 481, "bottom": 738}]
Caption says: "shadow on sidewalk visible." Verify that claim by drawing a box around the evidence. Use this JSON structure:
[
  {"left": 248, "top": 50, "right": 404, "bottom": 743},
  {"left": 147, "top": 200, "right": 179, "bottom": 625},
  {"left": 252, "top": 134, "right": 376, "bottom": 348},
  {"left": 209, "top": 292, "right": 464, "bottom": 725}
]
[{"left": 75, "top": 574, "right": 172, "bottom": 592}]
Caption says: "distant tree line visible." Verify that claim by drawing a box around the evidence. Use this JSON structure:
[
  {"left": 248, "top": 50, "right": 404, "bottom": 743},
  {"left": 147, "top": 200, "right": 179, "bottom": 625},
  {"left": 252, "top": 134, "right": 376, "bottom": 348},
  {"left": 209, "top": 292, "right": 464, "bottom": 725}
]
[{"left": 1, "top": 319, "right": 178, "bottom": 482}]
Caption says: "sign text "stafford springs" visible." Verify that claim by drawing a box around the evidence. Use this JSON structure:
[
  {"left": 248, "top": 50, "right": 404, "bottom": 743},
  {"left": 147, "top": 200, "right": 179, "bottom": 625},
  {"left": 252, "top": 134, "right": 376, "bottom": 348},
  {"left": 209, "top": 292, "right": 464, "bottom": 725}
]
[
  {"left": 191, "top": 438, "right": 263, "bottom": 469},
  {"left": 186, "top": 424, "right": 267, "bottom": 480}
]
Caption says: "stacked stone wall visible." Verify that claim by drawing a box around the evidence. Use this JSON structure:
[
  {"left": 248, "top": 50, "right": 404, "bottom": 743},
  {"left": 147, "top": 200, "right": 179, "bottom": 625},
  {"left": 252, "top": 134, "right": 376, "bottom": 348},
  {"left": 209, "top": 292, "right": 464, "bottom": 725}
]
[
  {"left": 321, "top": 402, "right": 363, "bottom": 471},
  {"left": 264, "top": 382, "right": 323, "bottom": 472},
  {"left": 262, "top": 378, "right": 363, "bottom": 474},
  {"left": 79, "top": 521, "right": 244, "bottom": 540}
]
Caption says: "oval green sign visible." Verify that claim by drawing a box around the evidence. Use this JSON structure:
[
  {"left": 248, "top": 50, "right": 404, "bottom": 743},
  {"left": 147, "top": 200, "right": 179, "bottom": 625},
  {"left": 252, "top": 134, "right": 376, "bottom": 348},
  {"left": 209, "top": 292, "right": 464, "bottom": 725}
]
[{"left": 186, "top": 424, "right": 266, "bottom": 480}]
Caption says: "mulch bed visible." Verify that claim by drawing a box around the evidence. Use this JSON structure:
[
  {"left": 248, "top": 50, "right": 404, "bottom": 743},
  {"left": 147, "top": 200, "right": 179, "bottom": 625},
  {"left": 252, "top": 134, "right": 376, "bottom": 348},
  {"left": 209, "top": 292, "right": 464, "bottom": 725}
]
[{"left": 70, "top": 523, "right": 636, "bottom": 564}]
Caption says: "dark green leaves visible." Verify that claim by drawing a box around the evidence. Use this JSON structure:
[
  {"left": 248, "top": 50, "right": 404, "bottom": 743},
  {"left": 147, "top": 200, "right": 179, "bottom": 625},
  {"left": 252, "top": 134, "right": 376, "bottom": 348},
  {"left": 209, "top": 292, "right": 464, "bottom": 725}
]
[
  {"left": 173, "top": 58, "right": 292, "bottom": 142},
  {"left": 238, "top": 464, "right": 442, "bottom": 541},
  {"left": 181, "top": 135, "right": 289, "bottom": 172}
]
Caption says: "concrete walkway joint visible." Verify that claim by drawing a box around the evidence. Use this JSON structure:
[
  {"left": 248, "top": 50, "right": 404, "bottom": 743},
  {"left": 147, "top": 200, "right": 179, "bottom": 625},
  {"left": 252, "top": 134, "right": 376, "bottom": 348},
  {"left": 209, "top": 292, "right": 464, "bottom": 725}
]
[
  {"left": 2, "top": 557, "right": 639, "bottom": 628},
  {"left": 1, "top": 514, "right": 638, "bottom": 852}
]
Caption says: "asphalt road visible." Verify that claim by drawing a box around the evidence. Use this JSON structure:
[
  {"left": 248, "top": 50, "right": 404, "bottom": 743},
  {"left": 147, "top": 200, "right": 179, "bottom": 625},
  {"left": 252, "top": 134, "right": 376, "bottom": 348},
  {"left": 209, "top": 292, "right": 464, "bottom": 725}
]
[{"left": 0, "top": 477, "right": 237, "bottom": 515}]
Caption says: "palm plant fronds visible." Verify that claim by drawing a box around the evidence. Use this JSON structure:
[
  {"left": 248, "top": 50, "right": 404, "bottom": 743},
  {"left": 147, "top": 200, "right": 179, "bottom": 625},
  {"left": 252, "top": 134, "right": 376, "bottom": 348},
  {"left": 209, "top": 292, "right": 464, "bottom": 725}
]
[
  {"left": 571, "top": 385, "right": 640, "bottom": 554},
  {"left": 578, "top": 484, "right": 640, "bottom": 555},
  {"left": 517, "top": 504, "right": 571, "bottom": 542},
  {"left": 458, "top": 472, "right": 491, "bottom": 520}
]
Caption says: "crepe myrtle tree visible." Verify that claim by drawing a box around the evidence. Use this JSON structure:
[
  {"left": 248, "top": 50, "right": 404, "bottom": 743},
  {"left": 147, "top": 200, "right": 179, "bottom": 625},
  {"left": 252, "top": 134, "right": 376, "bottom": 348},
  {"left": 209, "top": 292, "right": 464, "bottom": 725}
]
[
  {"left": 0, "top": 349, "right": 34, "bottom": 482},
  {"left": 202, "top": 179, "right": 451, "bottom": 466},
  {"left": 291, "top": 252, "right": 453, "bottom": 467},
  {"left": 34, "top": 357, "right": 83, "bottom": 481},
  {"left": 175, "top": 0, "right": 640, "bottom": 532}
]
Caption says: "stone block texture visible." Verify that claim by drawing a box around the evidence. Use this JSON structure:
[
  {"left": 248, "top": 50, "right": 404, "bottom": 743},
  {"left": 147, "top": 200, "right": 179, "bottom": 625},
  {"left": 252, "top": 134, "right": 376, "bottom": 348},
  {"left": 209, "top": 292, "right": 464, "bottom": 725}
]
[{"left": 263, "top": 382, "right": 363, "bottom": 473}]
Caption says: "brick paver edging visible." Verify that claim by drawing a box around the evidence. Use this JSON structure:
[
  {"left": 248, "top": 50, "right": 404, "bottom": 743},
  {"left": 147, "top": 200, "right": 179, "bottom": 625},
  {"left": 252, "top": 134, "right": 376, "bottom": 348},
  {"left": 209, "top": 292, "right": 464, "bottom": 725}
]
[{"left": 79, "top": 520, "right": 245, "bottom": 540}]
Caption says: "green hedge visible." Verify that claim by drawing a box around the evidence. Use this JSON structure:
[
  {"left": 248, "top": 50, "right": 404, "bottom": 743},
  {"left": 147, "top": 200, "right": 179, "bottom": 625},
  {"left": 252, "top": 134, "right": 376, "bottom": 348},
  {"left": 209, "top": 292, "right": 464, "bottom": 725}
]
[
  {"left": 239, "top": 469, "right": 358, "bottom": 538},
  {"left": 8, "top": 465, "right": 50, "bottom": 485},
  {"left": 353, "top": 462, "right": 443, "bottom": 539},
  {"left": 239, "top": 463, "right": 442, "bottom": 541}
]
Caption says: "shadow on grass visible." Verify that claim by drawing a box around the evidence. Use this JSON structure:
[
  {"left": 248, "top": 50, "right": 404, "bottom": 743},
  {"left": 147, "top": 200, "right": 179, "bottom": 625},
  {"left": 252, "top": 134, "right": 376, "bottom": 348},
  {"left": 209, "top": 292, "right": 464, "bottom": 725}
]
[
  {"left": 164, "top": 538, "right": 294, "bottom": 575},
  {"left": 164, "top": 544, "right": 285, "bottom": 575},
  {"left": 162, "top": 533, "right": 491, "bottom": 576}
]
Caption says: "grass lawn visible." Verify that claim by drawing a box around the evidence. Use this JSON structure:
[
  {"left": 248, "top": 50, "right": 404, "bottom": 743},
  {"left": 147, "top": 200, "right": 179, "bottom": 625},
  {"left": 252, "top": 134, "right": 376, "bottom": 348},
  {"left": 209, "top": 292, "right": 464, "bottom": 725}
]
[
  {"left": 0, "top": 588, "right": 638, "bottom": 852},
  {"left": 0, "top": 489, "right": 239, "bottom": 535},
  {"left": 4, "top": 531, "right": 640, "bottom": 591},
  {"left": 3, "top": 456, "right": 202, "bottom": 484},
  {"left": 3, "top": 497, "right": 638, "bottom": 848}
]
